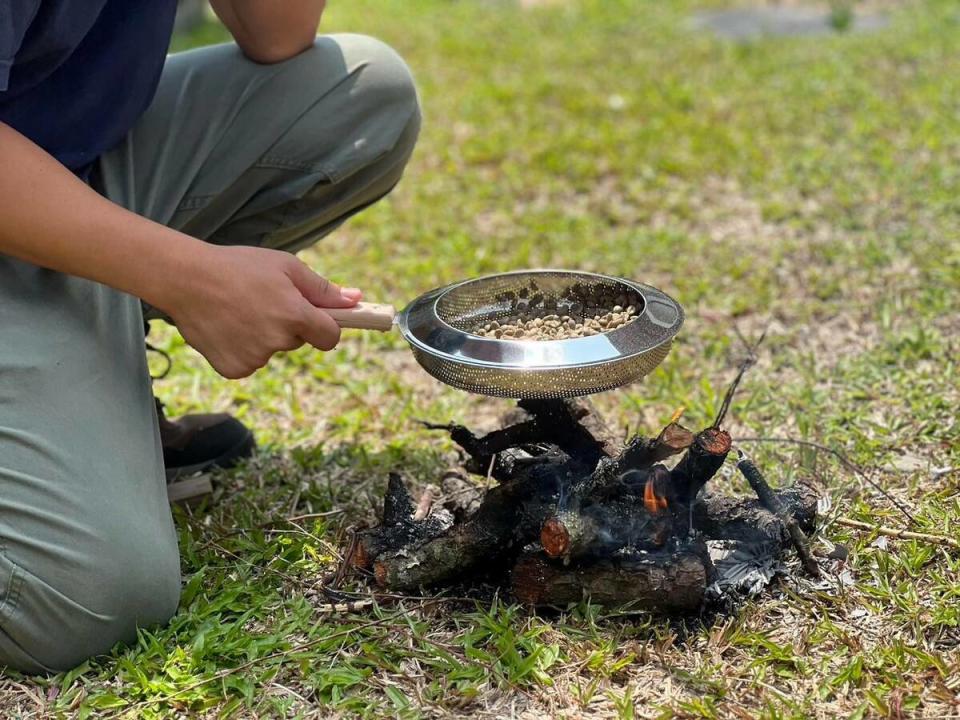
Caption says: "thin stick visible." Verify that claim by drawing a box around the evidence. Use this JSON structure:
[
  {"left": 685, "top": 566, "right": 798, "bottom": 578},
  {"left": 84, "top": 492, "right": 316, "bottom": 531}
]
[
  {"left": 485, "top": 452, "right": 497, "bottom": 489},
  {"left": 835, "top": 516, "right": 960, "bottom": 551},
  {"left": 713, "top": 328, "right": 766, "bottom": 429},
  {"left": 413, "top": 488, "right": 433, "bottom": 521},
  {"left": 286, "top": 510, "right": 345, "bottom": 523},
  {"left": 313, "top": 599, "right": 375, "bottom": 614},
  {"left": 736, "top": 451, "right": 821, "bottom": 577},
  {"left": 737, "top": 436, "right": 917, "bottom": 525},
  {"left": 329, "top": 530, "right": 360, "bottom": 589}
]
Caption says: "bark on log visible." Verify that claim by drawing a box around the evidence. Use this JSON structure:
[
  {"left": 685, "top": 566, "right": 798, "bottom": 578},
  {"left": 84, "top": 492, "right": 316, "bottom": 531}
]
[
  {"left": 540, "top": 474, "right": 676, "bottom": 562},
  {"left": 539, "top": 505, "right": 675, "bottom": 561},
  {"left": 511, "top": 546, "right": 710, "bottom": 610},
  {"left": 353, "top": 474, "right": 453, "bottom": 570},
  {"left": 373, "top": 465, "right": 559, "bottom": 589},
  {"left": 617, "top": 422, "right": 695, "bottom": 470}
]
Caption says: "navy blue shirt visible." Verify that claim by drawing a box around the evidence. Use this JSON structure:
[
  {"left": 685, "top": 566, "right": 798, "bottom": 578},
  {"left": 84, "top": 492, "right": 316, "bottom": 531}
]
[{"left": 0, "top": 1, "right": 178, "bottom": 179}]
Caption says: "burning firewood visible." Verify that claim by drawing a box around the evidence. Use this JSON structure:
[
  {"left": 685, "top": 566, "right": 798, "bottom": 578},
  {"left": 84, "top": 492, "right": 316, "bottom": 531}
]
[
  {"left": 616, "top": 421, "right": 695, "bottom": 469},
  {"left": 352, "top": 398, "right": 820, "bottom": 610},
  {"left": 369, "top": 470, "right": 557, "bottom": 589},
  {"left": 670, "top": 427, "right": 732, "bottom": 506},
  {"left": 540, "top": 465, "right": 675, "bottom": 561}
]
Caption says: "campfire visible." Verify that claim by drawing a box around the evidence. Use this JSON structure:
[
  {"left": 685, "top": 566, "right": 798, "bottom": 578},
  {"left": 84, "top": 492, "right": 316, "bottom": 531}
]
[
  {"left": 349, "top": 395, "right": 820, "bottom": 612},
  {"left": 340, "top": 271, "right": 819, "bottom": 611}
]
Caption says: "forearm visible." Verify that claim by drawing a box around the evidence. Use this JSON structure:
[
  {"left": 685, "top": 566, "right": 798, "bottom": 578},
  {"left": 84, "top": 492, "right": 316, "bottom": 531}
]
[
  {"left": 0, "top": 122, "right": 211, "bottom": 314},
  {"left": 210, "top": 0, "right": 326, "bottom": 64}
]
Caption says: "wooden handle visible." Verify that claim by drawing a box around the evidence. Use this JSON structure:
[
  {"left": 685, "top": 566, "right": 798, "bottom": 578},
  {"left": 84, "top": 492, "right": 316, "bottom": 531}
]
[{"left": 325, "top": 302, "right": 396, "bottom": 331}]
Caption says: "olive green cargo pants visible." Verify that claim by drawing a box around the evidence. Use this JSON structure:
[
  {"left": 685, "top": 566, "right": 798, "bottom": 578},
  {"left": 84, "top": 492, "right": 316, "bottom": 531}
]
[{"left": 0, "top": 34, "right": 420, "bottom": 673}]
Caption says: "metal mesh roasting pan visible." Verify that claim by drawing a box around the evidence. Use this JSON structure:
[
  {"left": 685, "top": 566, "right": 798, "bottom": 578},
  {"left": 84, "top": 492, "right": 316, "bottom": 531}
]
[{"left": 393, "top": 270, "right": 683, "bottom": 399}]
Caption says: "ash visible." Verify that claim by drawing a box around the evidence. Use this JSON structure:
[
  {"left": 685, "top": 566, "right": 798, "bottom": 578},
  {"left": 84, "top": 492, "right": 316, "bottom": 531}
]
[{"left": 705, "top": 540, "right": 783, "bottom": 606}]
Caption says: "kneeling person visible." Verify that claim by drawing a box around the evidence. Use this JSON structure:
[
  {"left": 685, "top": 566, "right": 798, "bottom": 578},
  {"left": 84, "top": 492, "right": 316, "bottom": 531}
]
[{"left": 0, "top": 0, "right": 420, "bottom": 673}]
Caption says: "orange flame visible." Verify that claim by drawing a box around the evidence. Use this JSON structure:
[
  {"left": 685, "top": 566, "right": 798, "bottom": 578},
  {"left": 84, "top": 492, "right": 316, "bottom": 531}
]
[{"left": 643, "top": 478, "right": 669, "bottom": 514}]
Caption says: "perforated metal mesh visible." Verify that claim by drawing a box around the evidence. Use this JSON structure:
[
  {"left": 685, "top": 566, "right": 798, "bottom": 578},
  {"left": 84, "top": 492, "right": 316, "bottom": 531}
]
[{"left": 411, "top": 341, "right": 673, "bottom": 399}]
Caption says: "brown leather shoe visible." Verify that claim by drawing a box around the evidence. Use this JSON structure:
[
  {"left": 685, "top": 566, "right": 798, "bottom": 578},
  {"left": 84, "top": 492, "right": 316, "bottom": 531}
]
[{"left": 155, "top": 398, "right": 256, "bottom": 481}]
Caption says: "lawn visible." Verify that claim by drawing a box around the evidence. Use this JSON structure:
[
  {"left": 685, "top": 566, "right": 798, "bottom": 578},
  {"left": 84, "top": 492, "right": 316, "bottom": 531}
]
[{"left": 3, "top": 0, "right": 959, "bottom": 717}]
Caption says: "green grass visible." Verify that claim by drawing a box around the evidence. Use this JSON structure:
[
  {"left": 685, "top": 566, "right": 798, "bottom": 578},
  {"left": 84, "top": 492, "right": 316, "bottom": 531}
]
[{"left": 5, "top": 0, "right": 960, "bottom": 717}]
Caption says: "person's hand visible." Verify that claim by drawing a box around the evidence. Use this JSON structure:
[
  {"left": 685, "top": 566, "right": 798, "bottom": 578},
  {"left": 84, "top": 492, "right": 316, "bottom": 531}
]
[{"left": 161, "top": 245, "right": 360, "bottom": 379}]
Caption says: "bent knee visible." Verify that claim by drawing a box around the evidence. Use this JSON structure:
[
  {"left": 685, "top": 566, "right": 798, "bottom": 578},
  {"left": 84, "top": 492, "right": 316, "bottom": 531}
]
[
  {"left": 330, "top": 33, "right": 419, "bottom": 114},
  {"left": 277, "top": 34, "right": 421, "bottom": 185},
  {"left": 0, "top": 549, "right": 180, "bottom": 673}
]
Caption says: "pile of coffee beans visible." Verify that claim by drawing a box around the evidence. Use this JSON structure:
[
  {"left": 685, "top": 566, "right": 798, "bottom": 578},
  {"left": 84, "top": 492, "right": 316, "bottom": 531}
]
[
  {"left": 477, "top": 305, "right": 638, "bottom": 340},
  {"left": 473, "top": 283, "right": 643, "bottom": 341}
]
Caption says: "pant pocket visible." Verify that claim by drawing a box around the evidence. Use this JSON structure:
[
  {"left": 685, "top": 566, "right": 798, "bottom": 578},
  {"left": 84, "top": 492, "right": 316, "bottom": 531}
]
[{"left": 0, "top": 549, "right": 24, "bottom": 624}]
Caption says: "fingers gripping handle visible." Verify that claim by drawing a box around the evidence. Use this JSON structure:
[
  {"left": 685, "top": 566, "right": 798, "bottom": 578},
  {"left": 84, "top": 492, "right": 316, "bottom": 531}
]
[{"left": 325, "top": 302, "right": 396, "bottom": 331}]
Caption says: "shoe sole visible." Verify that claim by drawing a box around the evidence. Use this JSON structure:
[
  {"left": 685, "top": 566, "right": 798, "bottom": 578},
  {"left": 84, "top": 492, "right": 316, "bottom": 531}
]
[{"left": 164, "top": 431, "right": 256, "bottom": 483}]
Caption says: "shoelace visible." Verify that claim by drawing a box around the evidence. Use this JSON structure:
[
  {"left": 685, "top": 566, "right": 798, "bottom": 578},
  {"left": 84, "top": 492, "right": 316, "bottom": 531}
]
[{"left": 146, "top": 341, "right": 172, "bottom": 381}]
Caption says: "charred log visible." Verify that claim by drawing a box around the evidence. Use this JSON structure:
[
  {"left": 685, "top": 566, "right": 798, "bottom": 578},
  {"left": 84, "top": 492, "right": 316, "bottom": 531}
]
[
  {"left": 358, "top": 401, "right": 819, "bottom": 608},
  {"left": 693, "top": 485, "right": 818, "bottom": 545},
  {"left": 617, "top": 422, "right": 695, "bottom": 469},
  {"left": 512, "top": 545, "right": 711, "bottom": 611},
  {"left": 541, "top": 481, "right": 815, "bottom": 564},
  {"left": 578, "top": 422, "right": 693, "bottom": 501},
  {"left": 420, "top": 419, "right": 544, "bottom": 461},
  {"left": 372, "top": 464, "right": 560, "bottom": 589},
  {"left": 540, "top": 499, "right": 674, "bottom": 561},
  {"left": 353, "top": 474, "right": 453, "bottom": 570},
  {"left": 517, "top": 397, "right": 622, "bottom": 460},
  {"left": 383, "top": 473, "right": 415, "bottom": 525},
  {"left": 424, "top": 398, "right": 620, "bottom": 482},
  {"left": 671, "top": 427, "right": 732, "bottom": 504},
  {"left": 736, "top": 455, "right": 821, "bottom": 577}
]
